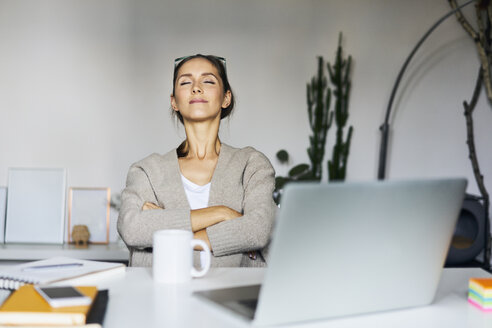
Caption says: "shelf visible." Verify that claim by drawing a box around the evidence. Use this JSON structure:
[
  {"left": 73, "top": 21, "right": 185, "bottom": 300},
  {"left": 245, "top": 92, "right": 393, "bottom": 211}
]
[{"left": 0, "top": 243, "right": 129, "bottom": 262}]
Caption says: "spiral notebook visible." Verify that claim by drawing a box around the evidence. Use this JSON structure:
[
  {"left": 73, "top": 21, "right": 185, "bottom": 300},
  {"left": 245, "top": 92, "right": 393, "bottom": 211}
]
[{"left": 0, "top": 257, "right": 125, "bottom": 290}]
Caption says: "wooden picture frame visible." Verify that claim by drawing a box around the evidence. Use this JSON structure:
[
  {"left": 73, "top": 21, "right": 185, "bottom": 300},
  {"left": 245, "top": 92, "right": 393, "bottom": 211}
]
[{"left": 68, "top": 187, "right": 110, "bottom": 244}]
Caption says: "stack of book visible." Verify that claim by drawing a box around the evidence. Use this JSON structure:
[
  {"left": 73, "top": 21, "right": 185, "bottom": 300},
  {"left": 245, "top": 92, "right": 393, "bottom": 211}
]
[
  {"left": 0, "top": 285, "right": 108, "bottom": 327},
  {"left": 468, "top": 278, "right": 492, "bottom": 311},
  {"left": 0, "top": 257, "right": 125, "bottom": 326}
]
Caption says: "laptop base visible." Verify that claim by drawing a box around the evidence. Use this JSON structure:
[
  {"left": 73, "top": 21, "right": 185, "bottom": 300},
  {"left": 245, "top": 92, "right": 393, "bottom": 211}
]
[{"left": 194, "top": 285, "right": 260, "bottom": 320}]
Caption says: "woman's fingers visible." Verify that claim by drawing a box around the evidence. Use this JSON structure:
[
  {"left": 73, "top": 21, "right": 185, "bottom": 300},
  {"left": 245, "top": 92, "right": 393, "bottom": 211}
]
[
  {"left": 221, "top": 206, "right": 242, "bottom": 220},
  {"left": 193, "top": 229, "right": 211, "bottom": 250},
  {"left": 142, "top": 202, "right": 162, "bottom": 210}
]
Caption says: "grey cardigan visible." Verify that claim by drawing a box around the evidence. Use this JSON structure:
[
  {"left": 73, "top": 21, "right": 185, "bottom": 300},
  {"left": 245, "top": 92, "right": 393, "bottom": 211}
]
[{"left": 117, "top": 143, "right": 277, "bottom": 267}]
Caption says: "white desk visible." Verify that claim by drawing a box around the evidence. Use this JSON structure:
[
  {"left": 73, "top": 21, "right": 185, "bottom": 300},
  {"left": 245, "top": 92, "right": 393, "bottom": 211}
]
[
  {"left": 92, "top": 267, "right": 492, "bottom": 327},
  {"left": 0, "top": 243, "right": 129, "bottom": 263}
]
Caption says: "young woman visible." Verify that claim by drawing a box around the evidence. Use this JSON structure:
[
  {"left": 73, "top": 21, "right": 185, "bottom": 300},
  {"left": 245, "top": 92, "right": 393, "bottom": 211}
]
[{"left": 117, "top": 54, "right": 277, "bottom": 267}]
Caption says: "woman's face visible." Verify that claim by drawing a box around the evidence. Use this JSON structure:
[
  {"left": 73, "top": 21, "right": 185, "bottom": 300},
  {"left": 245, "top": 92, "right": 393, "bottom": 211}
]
[{"left": 171, "top": 58, "right": 231, "bottom": 123}]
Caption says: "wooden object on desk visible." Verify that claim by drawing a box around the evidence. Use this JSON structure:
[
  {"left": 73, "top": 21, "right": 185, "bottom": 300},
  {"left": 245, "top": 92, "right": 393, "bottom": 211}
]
[
  {"left": 0, "top": 285, "right": 97, "bottom": 326},
  {"left": 72, "top": 225, "right": 90, "bottom": 248}
]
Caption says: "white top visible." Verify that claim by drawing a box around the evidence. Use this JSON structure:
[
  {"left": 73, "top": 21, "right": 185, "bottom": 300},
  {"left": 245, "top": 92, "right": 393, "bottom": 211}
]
[
  {"left": 181, "top": 174, "right": 211, "bottom": 264},
  {"left": 180, "top": 174, "right": 211, "bottom": 210}
]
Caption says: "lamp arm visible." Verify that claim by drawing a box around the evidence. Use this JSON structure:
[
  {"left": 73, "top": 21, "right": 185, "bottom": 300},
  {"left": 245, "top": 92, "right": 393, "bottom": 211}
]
[{"left": 377, "top": 0, "right": 477, "bottom": 180}]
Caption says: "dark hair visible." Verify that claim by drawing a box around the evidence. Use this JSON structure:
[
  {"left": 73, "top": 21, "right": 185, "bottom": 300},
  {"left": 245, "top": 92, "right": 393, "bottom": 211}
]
[{"left": 171, "top": 54, "right": 235, "bottom": 124}]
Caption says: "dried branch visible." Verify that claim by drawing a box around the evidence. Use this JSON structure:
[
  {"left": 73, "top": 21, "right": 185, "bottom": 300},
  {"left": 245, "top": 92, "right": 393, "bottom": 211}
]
[
  {"left": 450, "top": 0, "right": 492, "bottom": 102},
  {"left": 488, "top": 5, "right": 492, "bottom": 30},
  {"left": 477, "top": 4, "right": 486, "bottom": 36},
  {"left": 449, "top": 0, "right": 478, "bottom": 37},
  {"left": 450, "top": 0, "right": 491, "bottom": 267},
  {"left": 463, "top": 67, "right": 491, "bottom": 268}
]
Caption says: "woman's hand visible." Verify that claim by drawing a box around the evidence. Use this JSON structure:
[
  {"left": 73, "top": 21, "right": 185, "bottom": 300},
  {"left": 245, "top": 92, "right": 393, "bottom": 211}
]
[
  {"left": 190, "top": 205, "right": 241, "bottom": 232},
  {"left": 217, "top": 205, "right": 242, "bottom": 221},
  {"left": 142, "top": 202, "right": 162, "bottom": 210},
  {"left": 193, "top": 229, "right": 211, "bottom": 250}
]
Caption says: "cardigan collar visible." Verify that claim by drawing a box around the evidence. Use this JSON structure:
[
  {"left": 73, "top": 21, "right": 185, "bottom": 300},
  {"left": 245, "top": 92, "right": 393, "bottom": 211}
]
[{"left": 155, "top": 143, "right": 235, "bottom": 209}]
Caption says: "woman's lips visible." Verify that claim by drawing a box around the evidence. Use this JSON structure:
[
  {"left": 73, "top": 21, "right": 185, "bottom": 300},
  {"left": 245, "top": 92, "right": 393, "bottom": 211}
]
[{"left": 189, "top": 99, "right": 208, "bottom": 104}]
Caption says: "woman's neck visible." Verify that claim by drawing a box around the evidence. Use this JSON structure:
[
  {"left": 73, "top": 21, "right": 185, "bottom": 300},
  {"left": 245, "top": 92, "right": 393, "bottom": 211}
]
[{"left": 182, "top": 120, "right": 221, "bottom": 160}]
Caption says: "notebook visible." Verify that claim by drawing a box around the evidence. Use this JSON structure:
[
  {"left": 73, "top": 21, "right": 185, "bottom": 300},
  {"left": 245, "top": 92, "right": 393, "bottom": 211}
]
[
  {"left": 194, "top": 178, "right": 467, "bottom": 326},
  {"left": 0, "top": 285, "right": 98, "bottom": 326},
  {"left": 0, "top": 257, "right": 125, "bottom": 290},
  {"left": 0, "top": 289, "right": 109, "bottom": 328},
  {"left": 86, "top": 289, "right": 109, "bottom": 326}
]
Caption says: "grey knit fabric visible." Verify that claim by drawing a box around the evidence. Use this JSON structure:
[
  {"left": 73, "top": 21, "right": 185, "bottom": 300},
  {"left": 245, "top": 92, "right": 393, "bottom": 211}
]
[{"left": 117, "top": 143, "right": 277, "bottom": 267}]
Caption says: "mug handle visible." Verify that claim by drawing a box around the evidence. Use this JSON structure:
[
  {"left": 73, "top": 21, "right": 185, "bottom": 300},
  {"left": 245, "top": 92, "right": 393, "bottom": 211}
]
[{"left": 190, "top": 239, "right": 211, "bottom": 278}]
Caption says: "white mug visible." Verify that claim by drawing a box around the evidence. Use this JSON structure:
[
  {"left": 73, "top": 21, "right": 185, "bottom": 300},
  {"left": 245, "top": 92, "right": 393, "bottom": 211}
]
[{"left": 153, "top": 229, "right": 211, "bottom": 283}]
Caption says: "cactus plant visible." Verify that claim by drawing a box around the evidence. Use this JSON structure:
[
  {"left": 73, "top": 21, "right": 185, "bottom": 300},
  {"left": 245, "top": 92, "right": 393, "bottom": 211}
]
[{"left": 274, "top": 33, "right": 353, "bottom": 204}]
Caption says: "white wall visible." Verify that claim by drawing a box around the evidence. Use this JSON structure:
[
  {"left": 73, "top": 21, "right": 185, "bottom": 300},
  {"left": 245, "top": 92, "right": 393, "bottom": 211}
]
[{"left": 0, "top": 0, "right": 491, "bottom": 242}]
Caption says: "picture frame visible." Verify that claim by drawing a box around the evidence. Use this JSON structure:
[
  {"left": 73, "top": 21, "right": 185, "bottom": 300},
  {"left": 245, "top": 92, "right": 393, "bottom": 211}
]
[
  {"left": 0, "top": 187, "right": 6, "bottom": 243},
  {"left": 5, "top": 168, "right": 66, "bottom": 244},
  {"left": 68, "top": 187, "right": 110, "bottom": 244}
]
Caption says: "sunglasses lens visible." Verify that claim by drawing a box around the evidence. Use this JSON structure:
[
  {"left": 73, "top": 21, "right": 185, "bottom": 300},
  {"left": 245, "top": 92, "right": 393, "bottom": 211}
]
[{"left": 174, "top": 56, "right": 189, "bottom": 67}]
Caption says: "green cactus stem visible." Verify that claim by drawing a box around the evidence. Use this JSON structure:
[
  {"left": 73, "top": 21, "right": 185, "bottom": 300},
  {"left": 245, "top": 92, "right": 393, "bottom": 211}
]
[
  {"left": 307, "top": 56, "right": 333, "bottom": 181},
  {"left": 327, "top": 33, "right": 353, "bottom": 181}
]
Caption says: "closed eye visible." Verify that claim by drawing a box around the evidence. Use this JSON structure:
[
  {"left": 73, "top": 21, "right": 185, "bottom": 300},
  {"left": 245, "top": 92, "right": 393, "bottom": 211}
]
[
  {"left": 179, "top": 81, "right": 191, "bottom": 86},
  {"left": 204, "top": 80, "right": 215, "bottom": 84}
]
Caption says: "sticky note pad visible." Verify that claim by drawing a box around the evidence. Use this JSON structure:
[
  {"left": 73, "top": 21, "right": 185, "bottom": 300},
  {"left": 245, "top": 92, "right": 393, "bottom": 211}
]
[{"left": 468, "top": 278, "right": 492, "bottom": 311}]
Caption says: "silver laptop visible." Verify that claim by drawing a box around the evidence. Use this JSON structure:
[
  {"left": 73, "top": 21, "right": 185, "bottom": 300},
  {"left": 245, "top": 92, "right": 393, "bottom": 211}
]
[{"left": 194, "top": 178, "right": 467, "bottom": 326}]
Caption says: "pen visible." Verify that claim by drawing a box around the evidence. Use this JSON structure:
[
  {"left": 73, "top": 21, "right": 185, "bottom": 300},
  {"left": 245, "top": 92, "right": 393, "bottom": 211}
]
[{"left": 21, "top": 263, "right": 83, "bottom": 272}]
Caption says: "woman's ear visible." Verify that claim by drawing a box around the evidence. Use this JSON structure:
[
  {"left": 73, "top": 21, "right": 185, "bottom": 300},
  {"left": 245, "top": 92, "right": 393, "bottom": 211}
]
[
  {"left": 222, "top": 90, "right": 232, "bottom": 108},
  {"left": 170, "top": 94, "right": 179, "bottom": 112}
]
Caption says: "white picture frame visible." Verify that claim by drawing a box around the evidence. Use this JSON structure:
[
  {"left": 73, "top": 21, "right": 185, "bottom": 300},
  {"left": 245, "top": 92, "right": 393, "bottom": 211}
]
[
  {"left": 5, "top": 168, "right": 66, "bottom": 244},
  {"left": 0, "top": 187, "right": 6, "bottom": 243},
  {"left": 68, "top": 187, "right": 110, "bottom": 244}
]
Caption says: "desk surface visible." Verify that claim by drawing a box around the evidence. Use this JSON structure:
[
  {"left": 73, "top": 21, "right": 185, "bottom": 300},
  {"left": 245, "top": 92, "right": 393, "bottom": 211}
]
[
  {"left": 0, "top": 243, "right": 129, "bottom": 262},
  {"left": 91, "top": 267, "right": 492, "bottom": 328}
]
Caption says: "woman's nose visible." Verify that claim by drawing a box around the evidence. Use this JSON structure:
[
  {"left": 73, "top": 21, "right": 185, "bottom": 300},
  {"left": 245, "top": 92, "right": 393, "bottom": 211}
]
[{"left": 192, "top": 84, "right": 202, "bottom": 94}]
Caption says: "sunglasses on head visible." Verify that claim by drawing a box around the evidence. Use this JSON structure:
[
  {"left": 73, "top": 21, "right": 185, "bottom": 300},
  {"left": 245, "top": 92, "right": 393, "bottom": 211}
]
[{"left": 174, "top": 55, "right": 226, "bottom": 70}]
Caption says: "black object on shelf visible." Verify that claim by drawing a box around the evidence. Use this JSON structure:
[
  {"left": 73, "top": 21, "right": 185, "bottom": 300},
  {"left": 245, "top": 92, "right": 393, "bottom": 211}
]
[{"left": 445, "top": 194, "right": 486, "bottom": 267}]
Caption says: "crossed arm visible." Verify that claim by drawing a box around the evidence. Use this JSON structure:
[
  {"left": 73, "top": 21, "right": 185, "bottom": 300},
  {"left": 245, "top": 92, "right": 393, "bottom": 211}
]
[
  {"left": 118, "top": 151, "right": 276, "bottom": 259},
  {"left": 142, "top": 202, "right": 241, "bottom": 250}
]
